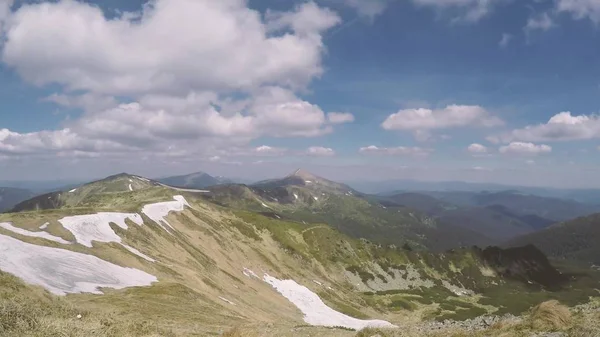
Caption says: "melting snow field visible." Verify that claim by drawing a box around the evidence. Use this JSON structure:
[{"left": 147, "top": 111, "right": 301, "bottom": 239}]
[
  {"left": 58, "top": 213, "right": 154, "bottom": 262},
  {"left": 0, "top": 222, "right": 71, "bottom": 245},
  {"left": 243, "top": 268, "right": 396, "bottom": 330},
  {"left": 59, "top": 213, "right": 143, "bottom": 248},
  {"left": 39, "top": 223, "right": 49, "bottom": 230},
  {"left": 264, "top": 274, "right": 396, "bottom": 330},
  {"left": 142, "top": 195, "right": 189, "bottom": 232},
  {"left": 0, "top": 233, "right": 157, "bottom": 295}
]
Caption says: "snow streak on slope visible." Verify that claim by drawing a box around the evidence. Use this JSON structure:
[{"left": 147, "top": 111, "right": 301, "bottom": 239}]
[
  {"left": 0, "top": 222, "right": 71, "bottom": 245},
  {"left": 142, "top": 195, "right": 189, "bottom": 233},
  {"left": 59, "top": 213, "right": 143, "bottom": 248},
  {"left": 0, "top": 233, "right": 157, "bottom": 295},
  {"left": 121, "top": 244, "right": 156, "bottom": 262},
  {"left": 263, "top": 274, "right": 397, "bottom": 330}
]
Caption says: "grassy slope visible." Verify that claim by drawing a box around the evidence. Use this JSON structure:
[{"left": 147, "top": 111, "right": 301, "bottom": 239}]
[{"left": 1, "top": 186, "right": 599, "bottom": 336}]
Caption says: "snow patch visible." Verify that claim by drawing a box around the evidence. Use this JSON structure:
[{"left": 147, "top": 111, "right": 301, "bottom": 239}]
[
  {"left": 128, "top": 184, "right": 133, "bottom": 191},
  {"left": 0, "top": 233, "right": 157, "bottom": 296},
  {"left": 39, "top": 223, "right": 49, "bottom": 230},
  {"left": 68, "top": 189, "right": 77, "bottom": 193},
  {"left": 305, "top": 180, "right": 312, "bottom": 184},
  {"left": 59, "top": 213, "right": 143, "bottom": 248},
  {"left": 294, "top": 193, "right": 298, "bottom": 200},
  {"left": 219, "top": 296, "right": 236, "bottom": 306},
  {"left": 313, "top": 280, "right": 322, "bottom": 286},
  {"left": 136, "top": 176, "right": 150, "bottom": 182},
  {"left": 263, "top": 274, "right": 396, "bottom": 330},
  {"left": 129, "top": 179, "right": 133, "bottom": 182},
  {"left": 0, "top": 222, "right": 71, "bottom": 245},
  {"left": 313, "top": 196, "right": 318, "bottom": 201},
  {"left": 142, "top": 195, "right": 189, "bottom": 233},
  {"left": 261, "top": 202, "right": 271, "bottom": 209},
  {"left": 243, "top": 268, "right": 259, "bottom": 279},
  {"left": 275, "top": 215, "right": 281, "bottom": 219}
]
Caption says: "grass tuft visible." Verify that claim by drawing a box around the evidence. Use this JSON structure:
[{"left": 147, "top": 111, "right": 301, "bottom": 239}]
[{"left": 528, "top": 300, "right": 571, "bottom": 331}]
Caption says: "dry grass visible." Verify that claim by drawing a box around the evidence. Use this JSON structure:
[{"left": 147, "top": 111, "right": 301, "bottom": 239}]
[
  {"left": 528, "top": 300, "right": 572, "bottom": 331},
  {"left": 221, "top": 327, "right": 258, "bottom": 337}
]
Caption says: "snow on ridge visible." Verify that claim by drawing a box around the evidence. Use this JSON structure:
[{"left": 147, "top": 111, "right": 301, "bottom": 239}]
[
  {"left": 59, "top": 213, "right": 143, "bottom": 248},
  {"left": 0, "top": 233, "right": 157, "bottom": 296},
  {"left": 141, "top": 195, "right": 189, "bottom": 233},
  {"left": 263, "top": 274, "right": 396, "bottom": 330},
  {"left": 39, "top": 223, "right": 49, "bottom": 230},
  {"left": 0, "top": 222, "right": 71, "bottom": 245}
]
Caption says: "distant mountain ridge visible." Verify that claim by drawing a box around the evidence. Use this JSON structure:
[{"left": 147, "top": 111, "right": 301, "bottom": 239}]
[
  {"left": 507, "top": 213, "right": 600, "bottom": 265},
  {"left": 157, "top": 171, "right": 234, "bottom": 189},
  {"left": 0, "top": 187, "right": 35, "bottom": 212}
]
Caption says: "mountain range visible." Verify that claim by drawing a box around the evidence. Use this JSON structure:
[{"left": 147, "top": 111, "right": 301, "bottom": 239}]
[{"left": 1, "top": 169, "right": 600, "bottom": 336}]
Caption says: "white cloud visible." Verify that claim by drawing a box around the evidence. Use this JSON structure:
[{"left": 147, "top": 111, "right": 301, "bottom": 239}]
[
  {"left": 382, "top": 105, "right": 502, "bottom": 140},
  {"left": 306, "top": 146, "right": 335, "bottom": 156},
  {"left": 525, "top": 12, "right": 555, "bottom": 33},
  {"left": 412, "top": 0, "right": 503, "bottom": 22},
  {"left": 327, "top": 112, "right": 355, "bottom": 124},
  {"left": 0, "top": 0, "right": 13, "bottom": 30},
  {"left": 267, "top": 2, "right": 340, "bottom": 35},
  {"left": 358, "top": 145, "right": 432, "bottom": 156},
  {"left": 44, "top": 93, "right": 118, "bottom": 113},
  {"left": 253, "top": 145, "right": 288, "bottom": 156},
  {"left": 557, "top": 0, "right": 600, "bottom": 23},
  {"left": 499, "top": 33, "right": 512, "bottom": 48},
  {"left": 467, "top": 143, "right": 488, "bottom": 153},
  {"left": 2, "top": 0, "right": 338, "bottom": 96},
  {"left": 498, "top": 111, "right": 600, "bottom": 142},
  {"left": 499, "top": 142, "right": 552, "bottom": 155}
]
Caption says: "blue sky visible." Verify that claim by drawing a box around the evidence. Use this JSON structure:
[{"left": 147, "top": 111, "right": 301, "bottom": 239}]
[{"left": 1, "top": 0, "right": 600, "bottom": 187}]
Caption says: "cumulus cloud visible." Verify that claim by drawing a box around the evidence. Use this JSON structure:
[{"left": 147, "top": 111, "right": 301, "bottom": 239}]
[
  {"left": 267, "top": 2, "right": 341, "bottom": 35},
  {"left": 0, "top": 0, "right": 347, "bottom": 161},
  {"left": 556, "top": 0, "right": 600, "bottom": 23},
  {"left": 306, "top": 146, "right": 335, "bottom": 156},
  {"left": 44, "top": 93, "right": 118, "bottom": 113},
  {"left": 358, "top": 145, "right": 432, "bottom": 156},
  {"left": 467, "top": 143, "right": 488, "bottom": 153},
  {"left": 499, "top": 142, "right": 552, "bottom": 155},
  {"left": 327, "top": 112, "right": 355, "bottom": 124},
  {"left": 2, "top": 0, "right": 338, "bottom": 96},
  {"left": 382, "top": 104, "right": 502, "bottom": 140},
  {"left": 497, "top": 112, "right": 600, "bottom": 142}
]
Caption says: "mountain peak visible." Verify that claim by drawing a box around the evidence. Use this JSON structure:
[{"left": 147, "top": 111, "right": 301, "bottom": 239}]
[{"left": 289, "top": 169, "right": 318, "bottom": 180}]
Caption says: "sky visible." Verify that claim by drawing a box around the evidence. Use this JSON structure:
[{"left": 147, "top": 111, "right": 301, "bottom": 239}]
[{"left": 1, "top": 0, "right": 600, "bottom": 187}]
